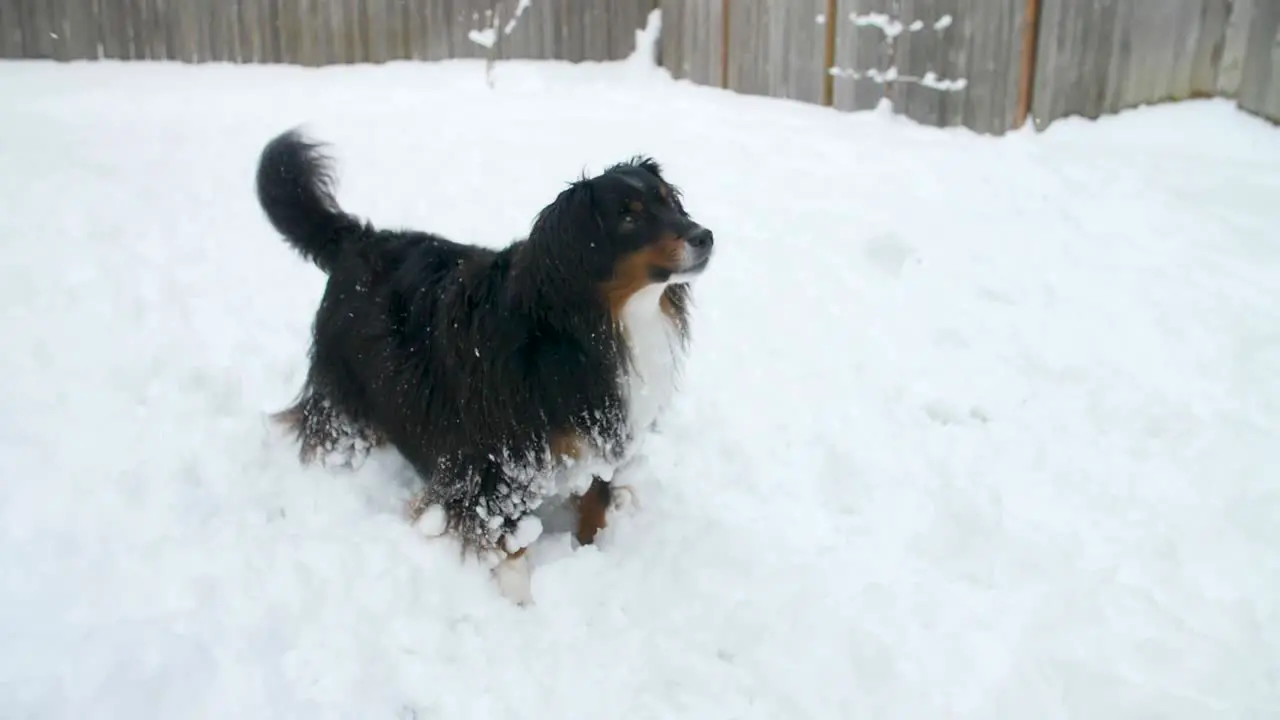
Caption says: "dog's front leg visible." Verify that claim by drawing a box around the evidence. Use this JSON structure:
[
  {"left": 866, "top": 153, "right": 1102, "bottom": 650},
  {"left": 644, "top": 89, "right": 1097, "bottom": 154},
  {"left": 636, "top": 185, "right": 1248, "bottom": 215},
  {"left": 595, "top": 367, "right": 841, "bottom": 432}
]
[
  {"left": 574, "top": 476, "right": 612, "bottom": 546},
  {"left": 573, "top": 477, "right": 636, "bottom": 546},
  {"left": 493, "top": 547, "right": 534, "bottom": 606}
]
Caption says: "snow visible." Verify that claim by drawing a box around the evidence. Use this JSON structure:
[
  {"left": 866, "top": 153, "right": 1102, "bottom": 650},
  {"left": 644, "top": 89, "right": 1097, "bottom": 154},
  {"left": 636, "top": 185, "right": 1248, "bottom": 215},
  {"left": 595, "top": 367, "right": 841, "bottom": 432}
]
[
  {"left": 848, "top": 12, "right": 953, "bottom": 35},
  {"left": 852, "top": 11, "right": 905, "bottom": 38},
  {"left": 412, "top": 504, "right": 449, "bottom": 538},
  {"left": 2, "top": 39, "right": 1280, "bottom": 720},
  {"left": 504, "top": 0, "right": 534, "bottom": 36},
  {"left": 918, "top": 70, "right": 968, "bottom": 91},
  {"left": 469, "top": 0, "right": 534, "bottom": 48},
  {"left": 506, "top": 514, "right": 544, "bottom": 553},
  {"left": 467, "top": 27, "right": 498, "bottom": 50}
]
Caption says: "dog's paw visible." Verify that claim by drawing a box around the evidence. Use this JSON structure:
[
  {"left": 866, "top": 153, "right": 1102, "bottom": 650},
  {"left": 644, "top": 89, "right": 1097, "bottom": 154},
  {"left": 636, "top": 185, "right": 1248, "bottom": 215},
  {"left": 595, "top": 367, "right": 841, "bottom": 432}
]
[
  {"left": 609, "top": 484, "right": 639, "bottom": 513},
  {"left": 317, "top": 429, "right": 379, "bottom": 471},
  {"left": 493, "top": 553, "right": 535, "bottom": 607},
  {"left": 411, "top": 502, "right": 450, "bottom": 538}
]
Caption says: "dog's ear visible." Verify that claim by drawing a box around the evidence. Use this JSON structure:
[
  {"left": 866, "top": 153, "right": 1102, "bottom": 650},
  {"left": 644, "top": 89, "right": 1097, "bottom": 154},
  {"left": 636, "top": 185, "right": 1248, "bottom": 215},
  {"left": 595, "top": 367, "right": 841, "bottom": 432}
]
[
  {"left": 628, "top": 156, "right": 685, "bottom": 207},
  {"left": 605, "top": 156, "right": 665, "bottom": 182},
  {"left": 530, "top": 179, "right": 606, "bottom": 246},
  {"left": 634, "top": 156, "right": 664, "bottom": 180}
]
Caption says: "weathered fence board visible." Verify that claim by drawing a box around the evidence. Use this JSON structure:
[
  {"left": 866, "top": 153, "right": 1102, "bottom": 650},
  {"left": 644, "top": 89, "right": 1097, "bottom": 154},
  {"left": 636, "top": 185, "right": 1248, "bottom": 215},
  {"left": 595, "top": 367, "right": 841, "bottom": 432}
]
[
  {"left": 295, "top": 0, "right": 331, "bottom": 66},
  {"left": 480, "top": 0, "right": 649, "bottom": 63},
  {"left": 1237, "top": 0, "right": 1279, "bottom": 122},
  {"left": 446, "top": 0, "right": 493, "bottom": 60},
  {"left": 659, "top": 0, "right": 724, "bottom": 87},
  {"left": 1190, "top": 0, "right": 1231, "bottom": 94},
  {"left": 1218, "top": 0, "right": 1253, "bottom": 95},
  {"left": 19, "top": 0, "right": 55, "bottom": 59},
  {"left": 236, "top": 0, "right": 266, "bottom": 63},
  {"left": 0, "top": 0, "right": 25, "bottom": 58},
  {"left": 832, "top": 0, "right": 1023, "bottom": 134},
  {"left": 129, "top": 0, "right": 152, "bottom": 60},
  {"left": 726, "top": 0, "right": 826, "bottom": 105},
  {"left": 47, "top": 0, "right": 99, "bottom": 60},
  {"left": 1031, "top": 0, "right": 1232, "bottom": 129},
  {"left": 371, "top": 0, "right": 409, "bottom": 63},
  {"left": 496, "top": 0, "right": 561, "bottom": 61},
  {"left": 609, "top": 0, "right": 653, "bottom": 59},
  {"left": 97, "top": 0, "right": 128, "bottom": 59},
  {"left": 419, "top": 0, "right": 454, "bottom": 61},
  {"left": 166, "top": 0, "right": 197, "bottom": 62},
  {"left": 205, "top": 0, "right": 235, "bottom": 62},
  {"left": 832, "top": 0, "right": 893, "bottom": 112},
  {"left": 145, "top": 0, "right": 167, "bottom": 61},
  {"left": 556, "top": 0, "right": 589, "bottom": 62}
]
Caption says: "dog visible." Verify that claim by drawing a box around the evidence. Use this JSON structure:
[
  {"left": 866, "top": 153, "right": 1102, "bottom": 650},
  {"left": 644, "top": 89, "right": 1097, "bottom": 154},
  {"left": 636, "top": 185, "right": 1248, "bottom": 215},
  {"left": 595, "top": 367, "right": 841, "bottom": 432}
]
[{"left": 255, "top": 129, "right": 713, "bottom": 603}]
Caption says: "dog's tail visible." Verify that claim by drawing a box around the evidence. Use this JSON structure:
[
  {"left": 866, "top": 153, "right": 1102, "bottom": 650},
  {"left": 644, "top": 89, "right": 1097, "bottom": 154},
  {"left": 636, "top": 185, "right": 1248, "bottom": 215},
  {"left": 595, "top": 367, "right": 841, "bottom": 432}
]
[{"left": 255, "top": 129, "right": 365, "bottom": 273}]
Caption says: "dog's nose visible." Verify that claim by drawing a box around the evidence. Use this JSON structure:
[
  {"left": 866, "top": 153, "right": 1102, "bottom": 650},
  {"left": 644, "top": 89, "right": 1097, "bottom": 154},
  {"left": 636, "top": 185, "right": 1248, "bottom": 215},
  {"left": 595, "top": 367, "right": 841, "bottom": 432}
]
[{"left": 686, "top": 227, "right": 714, "bottom": 249}]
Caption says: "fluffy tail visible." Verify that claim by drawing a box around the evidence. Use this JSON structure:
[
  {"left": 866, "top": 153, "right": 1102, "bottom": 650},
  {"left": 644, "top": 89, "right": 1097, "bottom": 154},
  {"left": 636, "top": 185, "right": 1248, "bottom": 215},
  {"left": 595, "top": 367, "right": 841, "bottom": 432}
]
[{"left": 255, "top": 129, "right": 364, "bottom": 273}]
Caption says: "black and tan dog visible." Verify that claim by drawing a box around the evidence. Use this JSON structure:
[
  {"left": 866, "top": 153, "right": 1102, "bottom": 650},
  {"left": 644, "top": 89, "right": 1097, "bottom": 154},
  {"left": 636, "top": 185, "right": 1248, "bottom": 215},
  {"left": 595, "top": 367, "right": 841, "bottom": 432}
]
[{"left": 255, "top": 129, "right": 713, "bottom": 602}]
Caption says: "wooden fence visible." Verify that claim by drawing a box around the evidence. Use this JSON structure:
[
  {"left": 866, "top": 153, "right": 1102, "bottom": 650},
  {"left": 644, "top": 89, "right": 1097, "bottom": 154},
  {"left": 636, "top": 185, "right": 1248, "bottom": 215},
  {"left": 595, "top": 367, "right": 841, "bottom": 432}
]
[
  {"left": 0, "top": 0, "right": 656, "bottom": 65},
  {"left": 1234, "top": 0, "right": 1280, "bottom": 123},
  {"left": 660, "top": 0, "right": 1280, "bottom": 133},
  {"left": 2, "top": 0, "right": 1277, "bottom": 132}
]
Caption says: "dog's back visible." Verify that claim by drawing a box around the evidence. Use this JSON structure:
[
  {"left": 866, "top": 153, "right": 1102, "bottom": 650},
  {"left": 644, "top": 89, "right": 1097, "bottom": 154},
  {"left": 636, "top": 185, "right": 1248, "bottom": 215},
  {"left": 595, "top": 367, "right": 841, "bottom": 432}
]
[
  {"left": 256, "top": 128, "right": 492, "bottom": 280},
  {"left": 256, "top": 129, "right": 505, "bottom": 469}
]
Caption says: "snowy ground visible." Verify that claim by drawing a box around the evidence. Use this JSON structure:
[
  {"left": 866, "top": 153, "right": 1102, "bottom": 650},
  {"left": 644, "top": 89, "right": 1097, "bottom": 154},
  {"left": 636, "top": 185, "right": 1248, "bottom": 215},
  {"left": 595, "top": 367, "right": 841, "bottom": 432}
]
[{"left": 2, "top": 39, "right": 1279, "bottom": 720}]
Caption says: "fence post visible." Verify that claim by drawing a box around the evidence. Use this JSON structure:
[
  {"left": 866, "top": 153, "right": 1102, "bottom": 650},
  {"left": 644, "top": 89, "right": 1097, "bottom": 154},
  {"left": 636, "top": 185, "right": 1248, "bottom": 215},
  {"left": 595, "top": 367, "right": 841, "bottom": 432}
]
[
  {"left": 821, "top": 0, "right": 837, "bottom": 106},
  {"left": 719, "top": 0, "right": 730, "bottom": 88},
  {"left": 1015, "top": 0, "right": 1041, "bottom": 128}
]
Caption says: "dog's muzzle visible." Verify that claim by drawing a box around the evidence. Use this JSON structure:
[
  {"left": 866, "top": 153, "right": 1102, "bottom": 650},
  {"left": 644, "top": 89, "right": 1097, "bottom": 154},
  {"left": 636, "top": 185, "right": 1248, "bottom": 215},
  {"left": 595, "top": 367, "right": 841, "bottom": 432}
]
[{"left": 679, "top": 226, "right": 714, "bottom": 275}]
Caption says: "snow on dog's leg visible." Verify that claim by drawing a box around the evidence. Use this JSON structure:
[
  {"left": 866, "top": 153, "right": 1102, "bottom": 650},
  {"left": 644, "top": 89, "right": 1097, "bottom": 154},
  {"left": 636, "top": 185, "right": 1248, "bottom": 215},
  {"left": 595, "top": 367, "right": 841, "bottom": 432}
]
[
  {"left": 274, "top": 392, "right": 384, "bottom": 469},
  {"left": 410, "top": 500, "right": 450, "bottom": 538},
  {"left": 492, "top": 515, "right": 542, "bottom": 605},
  {"left": 609, "top": 484, "right": 638, "bottom": 513},
  {"left": 493, "top": 547, "right": 534, "bottom": 606},
  {"left": 317, "top": 413, "right": 384, "bottom": 470},
  {"left": 605, "top": 453, "right": 649, "bottom": 514},
  {"left": 324, "top": 421, "right": 384, "bottom": 470}
]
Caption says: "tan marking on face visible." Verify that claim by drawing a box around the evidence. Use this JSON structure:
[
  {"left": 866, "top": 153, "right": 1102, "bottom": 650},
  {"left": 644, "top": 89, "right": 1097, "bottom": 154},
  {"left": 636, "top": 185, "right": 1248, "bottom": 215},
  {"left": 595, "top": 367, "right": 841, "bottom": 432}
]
[
  {"left": 628, "top": 200, "right": 644, "bottom": 213},
  {"left": 600, "top": 234, "right": 686, "bottom": 320},
  {"left": 659, "top": 184, "right": 670, "bottom": 201}
]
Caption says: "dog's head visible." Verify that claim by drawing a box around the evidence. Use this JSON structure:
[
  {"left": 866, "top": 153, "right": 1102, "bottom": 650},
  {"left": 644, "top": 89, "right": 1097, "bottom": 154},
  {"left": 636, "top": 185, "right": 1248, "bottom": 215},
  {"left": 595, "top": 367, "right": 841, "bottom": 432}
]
[{"left": 529, "top": 157, "right": 713, "bottom": 312}]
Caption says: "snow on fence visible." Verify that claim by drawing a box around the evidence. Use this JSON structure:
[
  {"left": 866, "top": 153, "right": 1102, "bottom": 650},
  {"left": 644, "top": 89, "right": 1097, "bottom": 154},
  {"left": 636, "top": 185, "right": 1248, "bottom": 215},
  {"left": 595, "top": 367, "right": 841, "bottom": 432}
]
[
  {"left": 660, "top": 0, "right": 1279, "bottom": 134},
  {"left": 828, "top": 0, "right": 1024, "bottom": 134},
  {"left": 1, "top": 0, "right": 1276, "bottom": 132}
]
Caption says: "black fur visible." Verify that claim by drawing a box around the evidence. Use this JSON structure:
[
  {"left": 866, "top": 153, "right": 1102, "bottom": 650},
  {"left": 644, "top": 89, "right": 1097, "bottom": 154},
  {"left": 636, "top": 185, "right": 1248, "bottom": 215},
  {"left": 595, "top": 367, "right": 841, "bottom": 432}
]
[
  {"left": 256, "top": 129, "right": 712, "bottom": 553},
  {"left": 256, "top": 131, "right": 363, "bottom": 273}
]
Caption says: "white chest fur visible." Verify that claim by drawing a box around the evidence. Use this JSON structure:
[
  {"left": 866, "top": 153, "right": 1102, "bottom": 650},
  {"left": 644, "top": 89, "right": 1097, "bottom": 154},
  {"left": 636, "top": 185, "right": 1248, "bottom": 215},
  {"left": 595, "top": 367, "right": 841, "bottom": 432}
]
[
  {"left": 618, "top": 283, "right": 684, "bottom": 441},
  {"left": 544, "top": 283, "right": 685, "bottom": 500}
]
